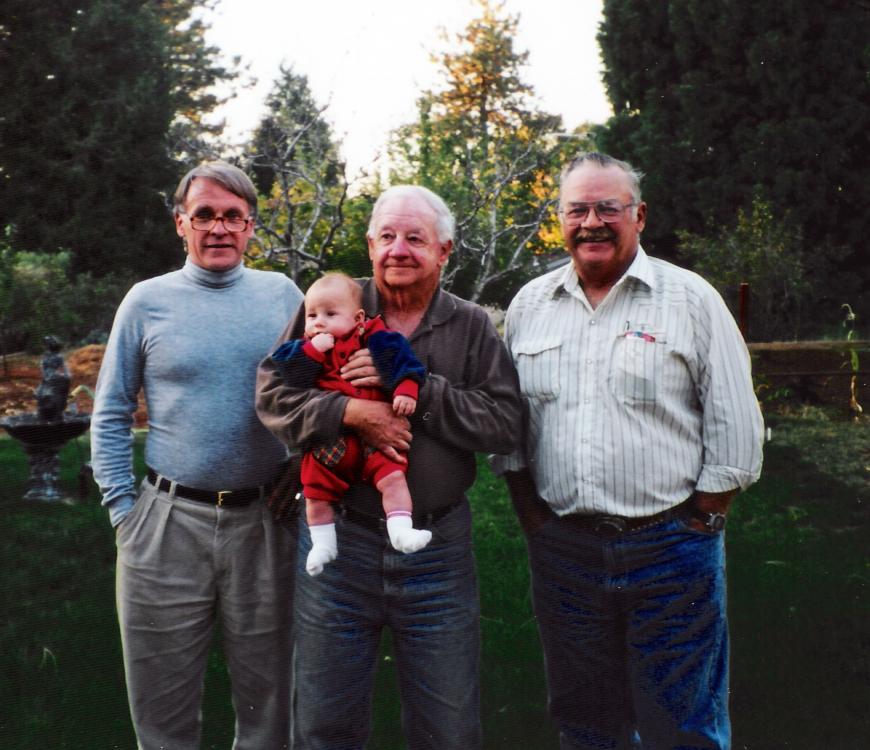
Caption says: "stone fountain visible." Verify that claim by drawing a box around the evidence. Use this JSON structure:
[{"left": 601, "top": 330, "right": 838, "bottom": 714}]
[{"left": 0, "top": 336, "right": 91, "bottom": 502}]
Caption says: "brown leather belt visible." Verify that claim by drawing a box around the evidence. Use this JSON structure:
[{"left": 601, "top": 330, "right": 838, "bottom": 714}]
[{"left": 562, "top": 497, "right": 694, "bottom": 537}]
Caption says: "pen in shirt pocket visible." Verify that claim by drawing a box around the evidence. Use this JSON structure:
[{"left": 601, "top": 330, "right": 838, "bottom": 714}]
[
  {"left": 624, "top": 330, "right": 656, "bottom": 342},
  {"left": 621, "top": 322, "right": 657, "bottom": 343}
]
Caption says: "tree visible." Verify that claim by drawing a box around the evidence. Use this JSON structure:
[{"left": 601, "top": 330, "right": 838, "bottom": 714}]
[
  {"left": 0, "top": 0, "right": 233, "bottom": 279},
  {"left": 0, "top": 231, "right": 133, "bottom": 359},
  {"left": 595, "top": 0, "right": 870, "bottom": 327},
  {"left": 678, "top": 195, "right": 812, "bottom": 342},
  {"left": 159, "top": 0, "right": 242, "bottom": 166},
  {"left": 244, "top": 66, "right": 348, "bottom": 285},
  {"left": 156, "top": 0, "right": 236, "bottom": 138},
  {"left": 389, "top": 0, "right": 578, "bottom": 305},
  {"left": 323, "top": 191, "right": 379, "bottom": 281}
]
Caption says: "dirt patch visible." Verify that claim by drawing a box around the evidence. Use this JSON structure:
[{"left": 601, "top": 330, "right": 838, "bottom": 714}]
[{"left": 66, "top": 345, "right": 105, "bottom": 381}]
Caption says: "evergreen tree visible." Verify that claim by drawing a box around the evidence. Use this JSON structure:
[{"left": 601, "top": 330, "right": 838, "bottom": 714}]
[
  {"left": 0, "top": 0, "right": 233, "bottom": 279},
  {"left": 244, "top": 66, "right": 348, "bottom": 285},
  {"left": 159, "top": 0, "right": 241, "bottom": 166},
  {"left": 389, "top": 0, "right": 577, "bottom": 305},
  {"left": 156, "top": 0, "right": 235, "bottom": 138},
  {"left": 595, "top": 0, "right": 870, "bottom": 327}
]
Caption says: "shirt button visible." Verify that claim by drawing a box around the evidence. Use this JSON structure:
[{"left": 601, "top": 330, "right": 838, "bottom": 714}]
[
  {"left": 589, "top": 320, "right": 596, "bottom": 326},
  {"left": 586, "top": 359, "right": 593, "bottom": 365}
]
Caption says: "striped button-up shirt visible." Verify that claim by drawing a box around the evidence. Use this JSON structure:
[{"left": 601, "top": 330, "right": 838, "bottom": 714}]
[{"left": 493, "top": 248, "right": 763, "bottom": 518}]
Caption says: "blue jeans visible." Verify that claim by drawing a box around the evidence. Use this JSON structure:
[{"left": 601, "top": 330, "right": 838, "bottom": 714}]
[
  {"left": 527, "top": 515, "right": 730, "bottom": 750},
  {"left": 293, "top": 501, "right": 481, "bottom": 750}
]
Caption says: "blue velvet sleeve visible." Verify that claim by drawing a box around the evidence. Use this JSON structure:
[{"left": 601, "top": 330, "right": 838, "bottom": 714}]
[
  {"left": 270, "top": 339, "right": 323, "bottom": 388},
  {"left": 367, "top": 330, "right": 427, "bottom": 392}
]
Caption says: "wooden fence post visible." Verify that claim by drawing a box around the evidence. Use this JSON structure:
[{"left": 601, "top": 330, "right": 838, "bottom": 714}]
[{"left": 739, "top": 282, "right": 750, "bottom": 339}]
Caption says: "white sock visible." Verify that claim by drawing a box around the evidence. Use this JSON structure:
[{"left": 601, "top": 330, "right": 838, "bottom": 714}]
[
  {"left": 306, "top": 523, "right": 338, "bottom": 576},
  {"left": 386, "top": 513, "right": 432, "bottom": 554}
]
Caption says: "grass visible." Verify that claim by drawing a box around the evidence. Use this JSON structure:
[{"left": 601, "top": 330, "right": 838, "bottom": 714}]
[
  {"left": 726, "top": 406, "right": 869, "bottom": 750},
  {"left": 1, "top": 409, "right": 867, "bottom": 749}
]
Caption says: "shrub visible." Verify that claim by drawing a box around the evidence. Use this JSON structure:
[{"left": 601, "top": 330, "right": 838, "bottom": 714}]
[
  {"left": 677, "top": 195, "right": 822, "bottom": 342},
  {"left": 0, "top": 230, "right": 133, "bottom": 355}
]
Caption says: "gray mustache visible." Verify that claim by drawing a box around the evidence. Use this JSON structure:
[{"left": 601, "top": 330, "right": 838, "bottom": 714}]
[{"left": 575, "top": 232, "right": 614, "bottom": 243}]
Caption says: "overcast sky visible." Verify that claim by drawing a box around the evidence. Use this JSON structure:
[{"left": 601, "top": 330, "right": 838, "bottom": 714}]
[{"left": 203, "top": 0, "right": 611, "bottom": 180}]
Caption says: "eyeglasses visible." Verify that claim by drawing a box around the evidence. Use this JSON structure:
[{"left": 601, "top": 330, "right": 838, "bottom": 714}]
[
  {"left": 560, "top": 200, "right": 637, "bottom": 224},
  {"left": 184, "top": 213, "right": 253, "bottom": 233}
]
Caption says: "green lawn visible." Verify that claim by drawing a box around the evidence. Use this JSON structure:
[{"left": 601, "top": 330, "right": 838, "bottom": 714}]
[{"left": 1, "top": 410, "right": 867, "bottom": 749}]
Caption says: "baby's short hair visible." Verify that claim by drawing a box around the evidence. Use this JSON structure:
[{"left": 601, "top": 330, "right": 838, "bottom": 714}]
[{"left": 307, "top": 272, "right": 363, "bottom": 307}]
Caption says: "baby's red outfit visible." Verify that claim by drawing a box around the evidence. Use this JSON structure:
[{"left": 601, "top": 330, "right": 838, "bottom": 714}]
[{"left": 298, "top": 318, "right": 419, "bottom": 502}]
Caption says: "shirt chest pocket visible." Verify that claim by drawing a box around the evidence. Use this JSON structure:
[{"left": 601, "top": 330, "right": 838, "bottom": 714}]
[
  {"left": 609, "top": 331, "right": 668, "bottom": 405},
  {"left": 513, "top": 336, "right": 562, "bottom": 401}
]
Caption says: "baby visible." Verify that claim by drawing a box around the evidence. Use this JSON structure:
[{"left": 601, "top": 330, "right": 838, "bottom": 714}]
[{"left": 270, "top": 272, "right": 432, "bottom": 575}]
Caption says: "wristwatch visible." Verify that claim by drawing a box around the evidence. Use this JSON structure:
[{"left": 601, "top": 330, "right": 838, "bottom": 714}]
[{"left": 692, "top": 509, "right": 727, "bottom": 532}]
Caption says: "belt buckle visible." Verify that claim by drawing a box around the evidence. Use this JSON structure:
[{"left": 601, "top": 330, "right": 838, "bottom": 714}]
[
  {"left": 217, "top": 490, "right": 231, "bottom": 507},
  {"left": 594, "top": 516, "right": 626, "bottom": 537}
]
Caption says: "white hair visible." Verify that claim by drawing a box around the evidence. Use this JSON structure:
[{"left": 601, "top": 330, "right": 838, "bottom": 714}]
[{"left": 367, "top": 185, "right": 455, "bottom": 243}]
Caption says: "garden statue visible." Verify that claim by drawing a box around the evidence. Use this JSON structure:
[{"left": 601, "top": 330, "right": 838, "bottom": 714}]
[
  {"left": 0, "top": 336, "right": 90, "bottom": 502},
  {"left": 35, "top": 335, "right": 72, "bottom": 421}
]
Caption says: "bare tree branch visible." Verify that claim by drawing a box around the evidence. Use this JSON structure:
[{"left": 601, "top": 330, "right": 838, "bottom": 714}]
[{"left": 243, "top": 70, "right": 348, "bottom": 283}]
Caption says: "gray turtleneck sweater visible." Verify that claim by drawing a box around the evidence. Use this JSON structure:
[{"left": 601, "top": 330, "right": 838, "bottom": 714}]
[{"left": 91, "top": 259, "right": 303, "bottom": 526}]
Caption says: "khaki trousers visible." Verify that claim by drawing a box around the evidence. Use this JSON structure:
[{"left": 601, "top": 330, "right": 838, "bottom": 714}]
[{"left": 115, "top": 478, "right": 295, "bottom": 750}]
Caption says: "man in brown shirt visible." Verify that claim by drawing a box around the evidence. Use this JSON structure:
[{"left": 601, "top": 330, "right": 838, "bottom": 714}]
[{"left": 256, "top": 185, "right": 522, "bottom": 750}]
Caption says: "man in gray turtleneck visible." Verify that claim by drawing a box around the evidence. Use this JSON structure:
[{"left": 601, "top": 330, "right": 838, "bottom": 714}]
[{"left": 91, "top": 161, "right": 303, "bottom": 750}]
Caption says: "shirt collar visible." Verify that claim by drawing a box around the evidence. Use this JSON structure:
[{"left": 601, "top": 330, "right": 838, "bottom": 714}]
[
  {"left": 182, "top": 257, "right": 245, "bottom": 288},
  {"left": 360, "top": 278, "right": 456, "bottom": 329},
  {"left": 622, "top": 246, "right": 656, "bottom": 290}
]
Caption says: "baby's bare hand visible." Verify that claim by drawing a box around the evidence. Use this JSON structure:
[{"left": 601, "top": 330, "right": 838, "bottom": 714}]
[
  {"left": 310, "top": 333, "right": 335, "bottom": 352},
  {"left": 392, "top": 394, "right": 417, "bottom": 417}
]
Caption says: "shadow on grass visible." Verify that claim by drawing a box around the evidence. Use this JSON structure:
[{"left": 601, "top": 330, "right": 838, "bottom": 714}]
[
  {"left": 1, "top": 417, "right": 867, "bottom": 749},
  {"left": 726, "top": 432, "right": 869, "bottom": 750}
]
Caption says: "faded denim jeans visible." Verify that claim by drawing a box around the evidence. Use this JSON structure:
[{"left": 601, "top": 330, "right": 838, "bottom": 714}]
[
  {"left": 527, "top": 515, "right": 730, "bottom": 750},
  {"left": 292, "top": 501, "right": 481, "bottom": 750}
]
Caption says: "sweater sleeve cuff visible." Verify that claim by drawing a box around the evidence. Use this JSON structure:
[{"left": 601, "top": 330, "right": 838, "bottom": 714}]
[
  {"left": 302, "top": 340, "right": 327, "bottom": 363},
  {"left": 108, "top": 495, "right": 137, "bottom": 527},
  {"left": 394, "top": 380, "right": 419, "bottom": 401}
]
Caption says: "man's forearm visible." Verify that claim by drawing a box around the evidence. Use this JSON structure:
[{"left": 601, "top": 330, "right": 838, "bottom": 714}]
[
  {"left": 417, "top": 371, "right": 522, "bottom": 455},
  {"left": 90, "top": 395, "right": 138, "bottom": 525},
  {"left": 256, "top": 354, "right": 346, "bottom": 448},
  {"left": 693, "top": 488, "right": 739, "bottom": 515}
]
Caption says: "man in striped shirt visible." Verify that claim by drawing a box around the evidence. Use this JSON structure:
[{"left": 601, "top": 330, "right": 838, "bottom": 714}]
[{"left": 493, "top": 152, "right": 763, "bottom": 749}]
